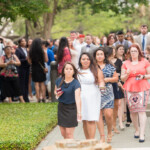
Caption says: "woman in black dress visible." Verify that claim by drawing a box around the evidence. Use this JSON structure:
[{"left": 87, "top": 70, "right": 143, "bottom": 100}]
[
  {"left": 116, "top": 45, "right": 132, "bottom": 127},
  {"left": 29, "top": 38, "right": 48, "bottom": 103},
  {"left": 106, "top": 46, "right": 124, "bottom": 133}
]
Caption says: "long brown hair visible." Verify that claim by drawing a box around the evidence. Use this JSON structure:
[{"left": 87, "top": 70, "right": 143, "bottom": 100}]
[
  {"left": 127, "top": 44, "right": 144, "bottom": 61},
  {"left": 79, "top": 52, "right": 98, "bottom": 84},
  {"left": 58, "top": 62, "right": 78, "bottom": 87}
]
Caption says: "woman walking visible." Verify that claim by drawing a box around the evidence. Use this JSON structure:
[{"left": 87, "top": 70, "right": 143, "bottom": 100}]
[
  {"left": 107, "top": 46, "right": 124, "bottom": 133},
  {"left": 55, "top": 62, "right": 81, "bottom": 139},
  {"left": 93, "top": 47, "right": 118, "bottom": 143},
  {"left": 116, "top": 45, "right": 131, "bottom": 127},
  {"left": 121, "top": 44, "right": 150, "bottom": 142},
  {"left": 78, "top": 52, "right": 104, "bottom": 139},
  {"left": 29, "top": 38, "right": 48, "bottom": 103}
]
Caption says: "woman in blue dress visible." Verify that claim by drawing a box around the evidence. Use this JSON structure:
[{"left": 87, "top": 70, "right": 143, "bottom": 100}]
[{"left": 93, "top": 47, "right": 118, "bottom": 143}]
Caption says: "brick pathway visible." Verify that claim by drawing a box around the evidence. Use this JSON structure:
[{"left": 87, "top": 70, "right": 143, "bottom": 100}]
[{"left": 36, "top": 117, "right": 150, "bottom": 150}]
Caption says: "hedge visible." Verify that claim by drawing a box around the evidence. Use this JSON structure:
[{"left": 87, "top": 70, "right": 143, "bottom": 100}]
[{"left": 0, "top": 103, "right": 58, "bottom": 150}]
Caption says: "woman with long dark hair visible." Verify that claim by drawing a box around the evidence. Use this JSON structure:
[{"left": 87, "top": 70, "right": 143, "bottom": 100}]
[
  {"left": 57, "top": 37, "right": 71, "bottom": 74},
  {"left": 78, "top": 52, "right": 104, "bottom": 139},
  {"left": 55, "top": 62, "right": 81, "bottom": 139},
  {"left": 93, "top": 47, "right": 118, "bottom": 143},
  {"left": 29, "top": 38, "right": 48, "bottom": 103},
  {"left": 107, "top": 46, "right": 125, "bottom": 133}
]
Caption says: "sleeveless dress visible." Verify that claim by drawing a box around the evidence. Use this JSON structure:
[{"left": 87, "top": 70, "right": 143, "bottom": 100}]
[
  {"left": 78, "top": 68, "right": 101, "bottom": 121},
  {"left": 32, "top": 60, "right": 46, "bottom": 82}
]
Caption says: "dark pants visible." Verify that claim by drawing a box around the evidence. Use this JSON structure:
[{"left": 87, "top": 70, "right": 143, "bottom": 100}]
[
  {"left": 18, "top": 67, "right": 29, "bottom": 102},
  {"left": 0, "top": 76, "right": 5, "bottom": 102},
  {"left": 127, "top": 104, "right": 132, "bottom": 123}
]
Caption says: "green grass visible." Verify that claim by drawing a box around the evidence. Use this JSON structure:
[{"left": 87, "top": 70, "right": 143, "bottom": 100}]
[{"left": 0, "top": 103, "right": 58, "bottom": 150}]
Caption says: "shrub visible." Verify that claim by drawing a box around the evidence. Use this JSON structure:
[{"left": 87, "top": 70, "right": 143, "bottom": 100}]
[{"left": 0, "top": 103, "right": 58, "bottom": 150}]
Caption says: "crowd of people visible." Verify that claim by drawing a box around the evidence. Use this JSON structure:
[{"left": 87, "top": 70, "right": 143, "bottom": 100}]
[{"left": 0, "top": 24, "right": 150, "bottom": 143}]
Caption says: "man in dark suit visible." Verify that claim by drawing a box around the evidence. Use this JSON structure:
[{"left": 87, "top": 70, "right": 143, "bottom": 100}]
[
  {"left": 16, "top": 38, "right": 30, "bottom": 102},
  {"left": 81, "top": 34, "right": 98, "bottom": 57}
]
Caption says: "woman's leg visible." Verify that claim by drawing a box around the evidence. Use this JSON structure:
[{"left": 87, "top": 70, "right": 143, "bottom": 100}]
[
  {"left": 86, "top": 121, "right": 96, "bottom": 139},
  {"left": 83, "top": 121, "right": 89, "bottom": 139},
  {"left": 113, "top": 99, "right": 120, "bottom": 133},
  {"left": 65, "top": 127, "right": 75, "bottom": 139},
  {"left": 130, "top": 112, "right": 139, "bottom": 136},
  {"left": 97, "top": 110, "right": 105, "bottom": 142},
  {"left": 118, "top": 99, "right": 125, "bottom": 129},
  {"left": 28, "top": 73, "right": 33, "bottom": 98},
  {"left": 19, "top": 96, "right": 25, "bottom": 103},
  {"left": 104, "top": 108, "right": 113, "bottom": 142},
  {"left": 40, "top": 82, "right": 46, "bottom": 101},
  {"left": 59, "top": 126, "right": 66, "bottom": 138},
  {"left": 126, "top": 105, "right": 132, "bottom": 125},
  {"left": 138, "top": 112, "right": 147, "bottom": 140},
  {"left": 34, "top": 82, "right": 40, "bottom": 102},
  {"left": 8, "top": 97, "right": 12, "bottom": 103}
]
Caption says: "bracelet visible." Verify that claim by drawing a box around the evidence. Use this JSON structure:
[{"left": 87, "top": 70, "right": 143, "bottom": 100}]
[
  {"left": 143, "top": 75, "right": 145, "bottom": 79},
  {"left": 77, "top": 112, "right": 81, "bottom": 114}
]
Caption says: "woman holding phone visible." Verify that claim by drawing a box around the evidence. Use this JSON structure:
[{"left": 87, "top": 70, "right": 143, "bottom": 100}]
[{"left": 54, "top": 62, "right": 81, "bottom": 139}]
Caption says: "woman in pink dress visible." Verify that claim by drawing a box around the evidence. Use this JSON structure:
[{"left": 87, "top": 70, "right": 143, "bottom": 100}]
[{"left": 121, "top": 44, "right": 150, "bottom": 142}]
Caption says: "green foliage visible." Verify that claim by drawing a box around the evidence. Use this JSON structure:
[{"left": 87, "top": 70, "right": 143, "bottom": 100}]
[
  {"left": 0, "top": 103, "right": 58, "bottom": 150},
  {"left": 51, "top": 6, "right": 130, "bottom": 38},
  {"left": 0, "top": 0, "right": 149, "bottom": 23},
  {"left": 0, "top": 0, "right": 48, "bottom": 22}
]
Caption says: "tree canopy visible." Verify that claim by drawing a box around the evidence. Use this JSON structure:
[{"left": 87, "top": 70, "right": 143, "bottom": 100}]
[{"left": 0, "top": 0, "right": 149, "bottom": 23}]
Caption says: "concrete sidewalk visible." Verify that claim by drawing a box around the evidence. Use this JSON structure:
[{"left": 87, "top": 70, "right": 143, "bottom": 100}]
[{"left": 36, "top": 117, "right": 150, "bottom": 150}]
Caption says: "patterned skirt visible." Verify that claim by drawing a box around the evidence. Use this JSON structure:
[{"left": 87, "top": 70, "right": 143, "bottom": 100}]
[
  {"left": 124, "top": 90, "right": 150, "bottom": 112},
  {"left": 101, "top": 84, "right": 114, "bottom": 109}
]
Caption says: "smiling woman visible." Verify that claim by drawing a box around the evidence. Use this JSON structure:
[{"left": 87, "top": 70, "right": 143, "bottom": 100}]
[{"left": 121, "top": 44, "right": 150, "bottom": 143}]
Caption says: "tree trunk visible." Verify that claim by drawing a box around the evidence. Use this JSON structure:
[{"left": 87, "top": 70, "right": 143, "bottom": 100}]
[{"left": 42, "top": 0, "right": 58, "bottom": 39}]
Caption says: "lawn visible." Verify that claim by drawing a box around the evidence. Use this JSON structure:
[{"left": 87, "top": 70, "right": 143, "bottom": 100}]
[{"left": 0, "top": 103, "right": 58, "bottom": 150}]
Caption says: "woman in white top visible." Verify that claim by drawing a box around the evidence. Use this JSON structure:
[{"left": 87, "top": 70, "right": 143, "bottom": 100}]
[{"left": 78, "top": 52, "right": 104, "bottom": 139}]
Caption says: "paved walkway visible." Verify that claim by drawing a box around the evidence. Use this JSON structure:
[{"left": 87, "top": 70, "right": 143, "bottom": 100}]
[{"left": 36, "top": 117, "right": 150, "bottom": 150}]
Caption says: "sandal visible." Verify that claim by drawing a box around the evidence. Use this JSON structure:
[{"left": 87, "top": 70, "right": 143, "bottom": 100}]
[
  {"left": 107, "top": 135, "right": 112, "bottom": 143},
  {"left": 100, "top": 135, "right": 105, "bottom": 143},
  {"left": 113, "top": 129, "right": 120, "bottom": 134}
]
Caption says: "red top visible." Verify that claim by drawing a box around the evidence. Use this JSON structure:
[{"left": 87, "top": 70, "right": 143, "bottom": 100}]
[
  {"left": 58, "top": 47, "right": 71, "bottom": 74},
  {"left": 122, "top": 58, "right": 150, "bottom": 92}
]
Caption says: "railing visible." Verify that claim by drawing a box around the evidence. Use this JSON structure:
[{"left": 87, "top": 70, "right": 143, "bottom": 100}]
[{"left": 50, "top": 61, "right": 58, "bottom": 102}]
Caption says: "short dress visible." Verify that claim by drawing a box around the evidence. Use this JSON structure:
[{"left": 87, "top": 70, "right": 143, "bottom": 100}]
[
  {"left": 112, "top": 59, "right": 124, "bottom": 99},
  {"left": 78, "top": 68, "right": 101, "bottom": 121},
  {"left": 101, "top": 64, "right": 116, "bottom": 109},
  {"left": 122, "top": 59, "right": 150, "bottom": 112},
  {"left": 55, "top": 77, "right": 81, "bottom": 127},
  {"left": 32, "top": 60, "right": 46, "bottom": 82}
]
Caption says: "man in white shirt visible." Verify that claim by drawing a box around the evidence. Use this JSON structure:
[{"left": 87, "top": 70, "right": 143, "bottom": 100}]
[{"left": 134, "top": 25, "right": 150, "bottom": 54}]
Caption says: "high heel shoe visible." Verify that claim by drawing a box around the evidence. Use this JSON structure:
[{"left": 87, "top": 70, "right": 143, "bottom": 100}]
[
  {"left": 139, "top": 139, "right": 145, "bottom": 142},
  {"left": 119, "top": 125, "right": 125, "bottom": 131}
]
